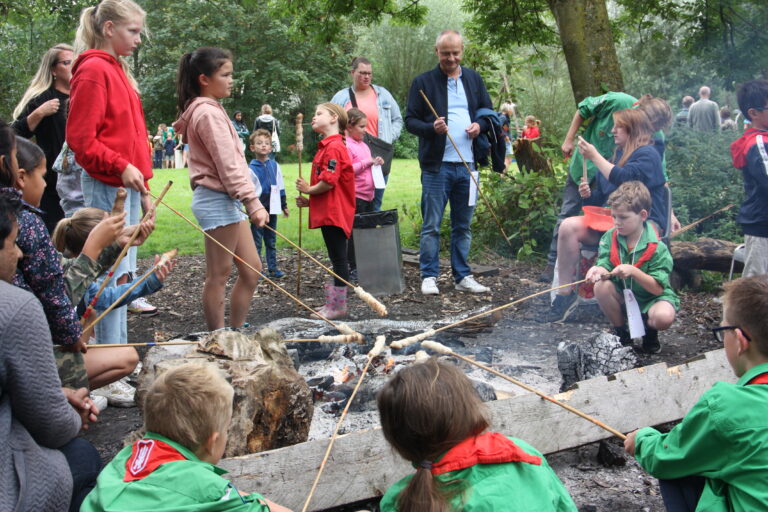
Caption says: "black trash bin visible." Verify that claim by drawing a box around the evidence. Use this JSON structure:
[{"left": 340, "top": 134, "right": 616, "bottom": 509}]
[{"left": 352, "top": 209, "right": 405, "bottom": 296}]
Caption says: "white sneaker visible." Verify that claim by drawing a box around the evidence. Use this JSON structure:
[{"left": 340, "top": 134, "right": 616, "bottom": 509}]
[
  {"left": 93, "top": 378, "right": 136, "bottom": 408},
  {"left": 89, "top": 393, "right": 108, "bottom": 412},
  {"left": 455, "top": 275, "right": 490, "bottom": 293},
  {"left": 421, "top": 277, "right": 439, "bottom": 295},
  {"left": 128, "top": 297, "right": 158, "bottom": 316}
]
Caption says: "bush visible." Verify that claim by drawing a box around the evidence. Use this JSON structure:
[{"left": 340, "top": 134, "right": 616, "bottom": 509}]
[{"left": 393, "top": 131, "right": 419, "bottom": 159}]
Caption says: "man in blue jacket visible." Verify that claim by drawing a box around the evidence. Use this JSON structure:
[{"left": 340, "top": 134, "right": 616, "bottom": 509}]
[{"left": 406, "top": 30, "right": 492, "bottom": 296}]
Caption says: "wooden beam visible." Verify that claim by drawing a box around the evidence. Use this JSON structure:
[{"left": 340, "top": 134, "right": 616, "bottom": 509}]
[{"left": 220, "top": 349, "right": 733, "bottom": 511}]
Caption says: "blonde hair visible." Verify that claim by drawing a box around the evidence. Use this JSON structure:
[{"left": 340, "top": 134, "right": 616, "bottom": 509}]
[
  {"left": 52, "top": 207, "right": 105, "bottom": 256},
  {"left": 261, "top": 104, "right": 272, "bottom": 115},
  {"left": 249, "top": 128, "right": 271, "bottom": 145},
  {"left": 500, "top": 103, "right": 515, "bottom": 116},
  {"left": 525, "top": 115, "right": 540, "bottom": 126},
  {"left": 606, "top": 181, "right": 652, "bottom": 215},
  {"left": 73, "top": 0, "right": 146, "bottom": 91},
  {"left": 13, "top": 44, "right": 73, "bottom": 120},
  {"left": 143, "top": 363, "right": 234, "bottom": 454}
]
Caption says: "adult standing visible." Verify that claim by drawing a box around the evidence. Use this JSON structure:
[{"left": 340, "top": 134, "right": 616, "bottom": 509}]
[
  {"left": 688, "top": 86, "right": 721, "bottom": 132},
  {"left": 253, "top": 104, "right": 280, "bottom": 158},
  {"left": 675, "top": 96, "right": 694, "bottom": 126},
  {"left": 11, "top": 43, "right": 74, "bottom": 232},
  {"left": 405, "top": 30, "right": 491, "bottom": 296},
  {"left": 231, "top": 110, "right": 249, "bottom": 151},
  {"left": 331, "top": 57, "right": 403, "bottom": 211}
]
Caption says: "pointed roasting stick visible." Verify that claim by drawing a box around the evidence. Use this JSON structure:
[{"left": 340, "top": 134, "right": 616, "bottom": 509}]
[
  {"left": 418, "top": 90, "right": 514, "bottom": 249},
  {"left": 83, "top": 249, "right": 178, "bottom": 335},
  {"left": 670, "top": 203, "right": 736, "bottom": 238},
  {"left": 148, "top": 192, "right": 352, "bottom": 332},
  {"left": 81, "top": 182, "right": 173, "bottom": 325},
  {"left": 111, "top": 187, "right": 127, "bottom": 216},
  {"left": 260, "top": 223, "right": 388, "bottom": 316},
  {"left": 295, "top": 113, "right": 305, "bottom": 297},
  {"left": 302, "top": 336, "right": 387, "bottom": 512},
  {"left": 421, "top": 340, "right": 626, "bottom": 440},
  {"left": 88, "top": 340, "right": 201, "bottom": 349}
]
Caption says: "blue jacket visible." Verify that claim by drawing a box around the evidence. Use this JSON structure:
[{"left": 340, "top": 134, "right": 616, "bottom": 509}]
[
  {"left": 405, "top": 65, "right": 493, "bottom": 173},
  {"left": 248, "top": 159, "right": 287, "bottom": 212},
  {"left": 331, "top": 85, "right": 403, "bottom": 144},
  {"left": 731, "top": 128, "right": 768, "bottom": 237},
  {"left": 86, "top": 271, "right": 163, "bottom": 312}
]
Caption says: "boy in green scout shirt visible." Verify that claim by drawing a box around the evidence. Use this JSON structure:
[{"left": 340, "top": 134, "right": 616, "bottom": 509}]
[
  {"left": 585, "top": 181, "right": 678, "bottom": 353},
  {"left": 624, "top": 275, "right": 768, "bottom": 511},
  {"left": 81, "top": 363, "right": 292, "bottom": 512}
]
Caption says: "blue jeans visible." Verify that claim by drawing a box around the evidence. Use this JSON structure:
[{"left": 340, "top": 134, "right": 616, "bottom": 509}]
[
  {"left": 61, "top": 437, "right": 101, "bottom": 512},
  {"left": 372, "top": 174, "right": 389, "bottom": 211},
  {"left": 659, "top": 476, "right": 705, "bottom": 512},
  {"left": 420, "top": 162, "right": 475, "bottom": 282},
  {"left": 250, "top": 214, "right": 279, "bottom": 271}
]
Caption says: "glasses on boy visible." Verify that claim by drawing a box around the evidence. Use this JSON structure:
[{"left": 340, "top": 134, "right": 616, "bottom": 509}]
[{"left": 712, "top": 325, "right": 752, "bottom": 343}]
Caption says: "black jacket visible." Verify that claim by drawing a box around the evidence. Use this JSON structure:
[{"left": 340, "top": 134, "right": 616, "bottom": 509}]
[{"left": 405, "top": 65, "right": 493, "bottom": 173}]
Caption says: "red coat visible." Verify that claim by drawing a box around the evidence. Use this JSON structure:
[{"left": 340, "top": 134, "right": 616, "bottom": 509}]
[
  {"left": 522, "top": 126, "right": 540, "bottom": 139},
  {"left": 309, "top": 134, "right": 356, "bottom": 237},
  {"left": 67, "top": 50, "right": 152, "bottom": 188}
]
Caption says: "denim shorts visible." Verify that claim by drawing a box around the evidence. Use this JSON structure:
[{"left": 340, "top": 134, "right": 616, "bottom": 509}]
[{"left": 192, "top": 185, "right": 247, "bottom": 231}]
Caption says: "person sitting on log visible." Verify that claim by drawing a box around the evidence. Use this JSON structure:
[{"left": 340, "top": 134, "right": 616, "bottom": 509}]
[
  {"left": 376, "top": 357, "right": 577, "bottom": 511},
  {"left": 624, "top": 275, "right": 768, "bottom": 511},
  {"left": 81, "top": 363, "right": 293, "bottom": 511},
  {"left": 585, "top": 181, "right": 678, "bottom": 353}
]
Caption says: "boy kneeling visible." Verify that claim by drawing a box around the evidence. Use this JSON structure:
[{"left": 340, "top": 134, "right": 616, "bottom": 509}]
[
  {"left": 585, "top": 181, "right": 678, "bottom": 353},
  {"left": 81, "top": 363, "right": 292, "bottom": 511},
  {"left": 624, "top": 275, "right": 768, "bottom": 511}
]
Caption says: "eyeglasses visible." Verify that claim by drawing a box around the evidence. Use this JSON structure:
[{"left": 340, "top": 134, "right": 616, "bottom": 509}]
[{"left": 712, "top": 325, "right": 751, "bottom": 343}]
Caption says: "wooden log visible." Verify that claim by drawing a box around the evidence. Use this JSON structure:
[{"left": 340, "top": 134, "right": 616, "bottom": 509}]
[
  {"left": 670, "top": 238, "right": 742, "bottom": 273},
  {"left": 219, "top": 349, "right": 733, "bottom": 510}
]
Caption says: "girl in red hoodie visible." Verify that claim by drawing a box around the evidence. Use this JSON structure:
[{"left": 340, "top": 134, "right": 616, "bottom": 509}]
[
  {"left": 295, "top": 103, "right": 355, "bottom": 319},
  {"left": 173, "top": 47, "right": 268, "bottom": 331},
  {"left": 67, "top": 0, "right": 153, "bottom": 348}
]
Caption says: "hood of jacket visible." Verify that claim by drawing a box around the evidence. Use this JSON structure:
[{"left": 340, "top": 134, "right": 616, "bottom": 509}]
[
  {"left": 173, "top": 97, "right": 224, "bottom": 137},
  {"left": 72, "top": 49, "right": 123, "bottom": 79},
  {"left": 257, "top": 114, "right": 276, "bottom": 123}
]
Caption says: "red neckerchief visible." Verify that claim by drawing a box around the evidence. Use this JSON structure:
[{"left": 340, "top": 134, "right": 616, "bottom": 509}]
[
  {"left": 430, "top": 432, "right": 541, "bottom": 476},
  {"left": 609, "top": 224, "right": 659, "bottom": 269},
  {"left": 747, "top": 373, "right": 768, "bottom": 385},
  {"left": 124, "top": 438, "right": 188, "bottom": 482}
]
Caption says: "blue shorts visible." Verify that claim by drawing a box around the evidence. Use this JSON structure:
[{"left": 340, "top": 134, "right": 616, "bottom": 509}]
[{"left": 192, "top": 185, "right": 247, "bottom": 231}]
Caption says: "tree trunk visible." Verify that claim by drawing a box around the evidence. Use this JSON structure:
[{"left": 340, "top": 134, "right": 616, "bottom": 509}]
[{"left": 548, "top": 0, "right": 624, "bottom": 103}]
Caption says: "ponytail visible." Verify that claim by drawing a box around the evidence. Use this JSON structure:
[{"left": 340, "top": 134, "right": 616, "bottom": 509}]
[
  {"left": 0, "top": 122, "right": 17, "bottom": 188},
  {"left": 397, "top": 465, "right": 452, "bottom": 512},
  {"left": 52, "top": 207, "right": 105, "bottom": 256},
  {"left": 176, "top": 47, "right": 232, "bottom": 115}
]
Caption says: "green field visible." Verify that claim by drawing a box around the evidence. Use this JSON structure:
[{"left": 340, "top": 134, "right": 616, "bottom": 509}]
[{"left": 138, "top": 159, "right": 424, "bottom": 258}]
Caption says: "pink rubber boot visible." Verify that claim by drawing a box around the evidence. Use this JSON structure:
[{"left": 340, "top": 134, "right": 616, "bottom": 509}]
[{"left": 313, "top": 283, "right": 348, "bottom": 320}]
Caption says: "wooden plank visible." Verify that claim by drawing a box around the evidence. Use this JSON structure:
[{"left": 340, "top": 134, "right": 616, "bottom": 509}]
[
  {"left": 401, "top": 250, "right": 499, "bottom": 277},
  {"left": 219, "top": 349, "right": 734, "bottom": 511}
]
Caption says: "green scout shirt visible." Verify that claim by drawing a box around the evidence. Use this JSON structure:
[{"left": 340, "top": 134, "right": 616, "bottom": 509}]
[
  {"left": 595, "top": 222, "right": 679, "bottom": 313},
  {"left": 379, "top": 437, "right": 577, "bottom": 512},
  {"left": 634, "top": 363, "right": 768, "bottom": 511},
  {"left": 81, "top": 432, "right": 270, "bottom": 512}
]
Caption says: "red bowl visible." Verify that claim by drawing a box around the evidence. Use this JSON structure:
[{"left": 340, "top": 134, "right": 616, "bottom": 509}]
[{"left": 582, "top": 206, "right": 614, "bottom": 232}]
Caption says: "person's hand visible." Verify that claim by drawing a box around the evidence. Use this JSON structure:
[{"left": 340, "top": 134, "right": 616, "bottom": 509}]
[
  {"left": 35, "top": 98, "right": 61, "bottom": 118},
  {"left": 577, "top": 136, "right": 597, "bottom": 161},
  {"left": 118, "top": 216, "right": 155, "bottom": 247},
  {"left": 670, "top": 210, "right": 681, "bottom": 233},
  {"left": 585, "top": 265, "right": 609, "bottom": 283},
  {"left": 433, "top": 117, "right": 448, "bottom": 134},
  {"left": 62, "top": 387, "right": 99, "bottom": 429},
  {"left": 295, "top": 177, "right": 310, "bottom": 194},
  {"left": 282, "top": 208, "right": 290, "bottom": 218},
  {"left": 82, "top": 211, "right": 125, "bottom": 257},
  {"left": 120, "top": 164, "right": 148, "bottom": 194},
  {"left": 578, "top": 178, "right": 591, "bottom": 199},
  {"left": 561, "top": 138, "right": 574, "bottom": 158},
  {"left": 372, "top": 156, "right": 384, "bottom": 166},
  {"left": 250, "top": 208, "right": 269, "bottom": 227},
  {"left": 153, "top": 253, "right": 176, "bottom": 282},
  {"left": 623, "top": 430, "right": 638, "bottom": 456},
  {"left": 612, "top": 264, "right": 636, "bottom": 279},
  {"left": 465, "top": 122, "right": 480, "bottom": 139},
  {"left": 295, "top": 196, "right": 309, "bottom": 208}
]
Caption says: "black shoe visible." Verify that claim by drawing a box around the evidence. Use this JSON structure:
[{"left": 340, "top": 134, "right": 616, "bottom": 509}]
[
  {"left": 349, "top": 268, "right": 358, "bottom": 283},
  {"left": 642, "top": 328, "right": 661, "bottom": 354},
  {"left": 539, "top": 264, "right": 555, "bottom": 283},
  {"left": 614, "top": 325, "right": 632, "bottom": 347},
  {"left": 544, "top": 292, "right": 578, "bottom": 323}
]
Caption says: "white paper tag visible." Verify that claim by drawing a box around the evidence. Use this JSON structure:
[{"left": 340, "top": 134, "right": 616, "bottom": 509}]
[
  {"left": 468, "top": 171, "right": 479, "bottom": 207},
  {"left": 624, "top": 289, "right": 646, "bottom": 339},
  {"left": 372, "top": 164, "right": 386, "bottom": 189},
  {"left": 269, "top": 185, "right": 281, "bottom": 215}
]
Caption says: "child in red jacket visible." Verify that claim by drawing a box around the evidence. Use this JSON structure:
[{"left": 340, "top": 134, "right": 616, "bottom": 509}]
[{"left": 296, "top": 103, "right": 355, "bottom": 319}]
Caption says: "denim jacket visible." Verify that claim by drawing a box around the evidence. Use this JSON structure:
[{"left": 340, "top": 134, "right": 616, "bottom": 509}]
[{"left": 331, "top": 84, "right": 403, "bottom": 144}]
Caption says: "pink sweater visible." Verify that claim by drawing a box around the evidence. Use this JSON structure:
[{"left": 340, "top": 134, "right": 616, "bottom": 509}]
[
  {"left": 345, "top": 136, "right": 375, "bottom": 201},
  {"left": 173, "top": 97, "right": 263, "bottom": 216}
]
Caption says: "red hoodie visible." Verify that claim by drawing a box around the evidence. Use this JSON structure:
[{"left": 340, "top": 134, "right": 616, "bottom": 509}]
[{"left": 67, "top": 50, "right": 152, "bottom": 188}]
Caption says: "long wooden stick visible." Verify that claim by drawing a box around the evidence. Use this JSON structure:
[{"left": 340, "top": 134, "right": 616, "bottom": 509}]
[
  {"left": 83, "top": 249, "right": 177, "bottom": 335},
  {"left": 295, "top": 113, "right": 305, "bottom": 297},
  {"left": 418, "top": 90, "right": 514, "bottom": 248},
  {"left": 670, "top": 203, "right": 735, "bottom": 238},
  {"left": 81, "top": 182, "right": 173, "bottom": 325},
  {"left": 421, "top": 340, "right": 626, "bottom": 440},
  {"left": 148, "top": 192, "right": 341, "bottom": 330},
  {"left": 88, "top": 340, "right": 200, "bottom": 349},
  {"left": 301, "top": 336, "right": 386, "bottom": 512}
]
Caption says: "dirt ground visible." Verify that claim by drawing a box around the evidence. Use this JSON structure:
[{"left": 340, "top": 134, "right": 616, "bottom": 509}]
[{"left": 82, "top": 250, "right": 723, "bottom": 511}]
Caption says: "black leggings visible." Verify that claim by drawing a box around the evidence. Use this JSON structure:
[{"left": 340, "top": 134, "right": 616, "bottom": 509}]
[
  {"left": 347, "top": 198, "right": 374, "bottom": 272},
  {"left": 321, "top": 225, "right": 349, "bottom": 286}
]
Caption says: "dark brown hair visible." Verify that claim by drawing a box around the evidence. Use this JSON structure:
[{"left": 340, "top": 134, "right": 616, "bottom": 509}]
[
  {"left": 377, "top": 358, "right": 489, "bottom": 512},
  {"left": 0, "top": 121, "right": 17, "bottom": 188},
  {"left": 176, "top": 47, "right": 232, "bottom": 115},
  {"left": 346, "top": 108, "right": 367, "bottom": 127},
  {"left": 637, "top": 94, "right": 672, "bottom": 132},
  {"left": 723, "top": 275, "right": 768, "bottom": 356}
]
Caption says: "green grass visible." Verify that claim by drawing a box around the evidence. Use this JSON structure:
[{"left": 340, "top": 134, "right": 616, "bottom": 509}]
[{"left": 138, "top": 159, "right": 424, "bottom": 258}]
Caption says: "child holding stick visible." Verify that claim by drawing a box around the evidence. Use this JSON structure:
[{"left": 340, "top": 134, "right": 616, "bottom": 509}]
[
  {"left": 624, "top": 275, "right": 768, "bottom": 510},
  {"left": 295, "top": 103, "right": 355, "bottom": 319},
  {"left": 377, "top": 358, "right": 577, "bottom": 511},
  {"left": 174, "top": 47, "right": 268, "bottom": 331}
]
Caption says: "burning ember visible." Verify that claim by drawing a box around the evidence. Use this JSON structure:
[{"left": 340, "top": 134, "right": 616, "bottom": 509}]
[{"left": 334, "top": 365, "right": 354, "bottom": 384}]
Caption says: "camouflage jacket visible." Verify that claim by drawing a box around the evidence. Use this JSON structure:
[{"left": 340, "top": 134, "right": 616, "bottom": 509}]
[{"left": 61, "top": 243, "right": 121, "bottom": 305}]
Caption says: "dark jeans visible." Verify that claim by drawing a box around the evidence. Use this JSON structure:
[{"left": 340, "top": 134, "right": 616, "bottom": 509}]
[
  {"left": 320, "top": 225, "right": 349, "bottom": 286},
  {"left": 250, "top": 213, "right": 279, "bottom": 271},
  {"left": 372, "top": 173, "right": 389, "bottom": 211},
  {"left": 61, "top": 437, "right": 101, "bottom": 512},
  {"left": 153, "top": 149, "right": 163, "bottom": 169},
  {"left": 659, "top": 476, "right": 705, "bottom": 512},
  {"left": 347, "top": 198, "right": 375, "bottom": 272},
  {"left": 546, "top": 174, "right": 585, "bottom": 265}
]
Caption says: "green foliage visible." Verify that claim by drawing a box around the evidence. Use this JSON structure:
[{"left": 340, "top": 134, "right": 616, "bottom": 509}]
[
  {"left": 393, "top": 131, "right": 418, "bottom": 159},
  {"left": 666, "top": 126, "right": 743, "bottom": 242}
]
